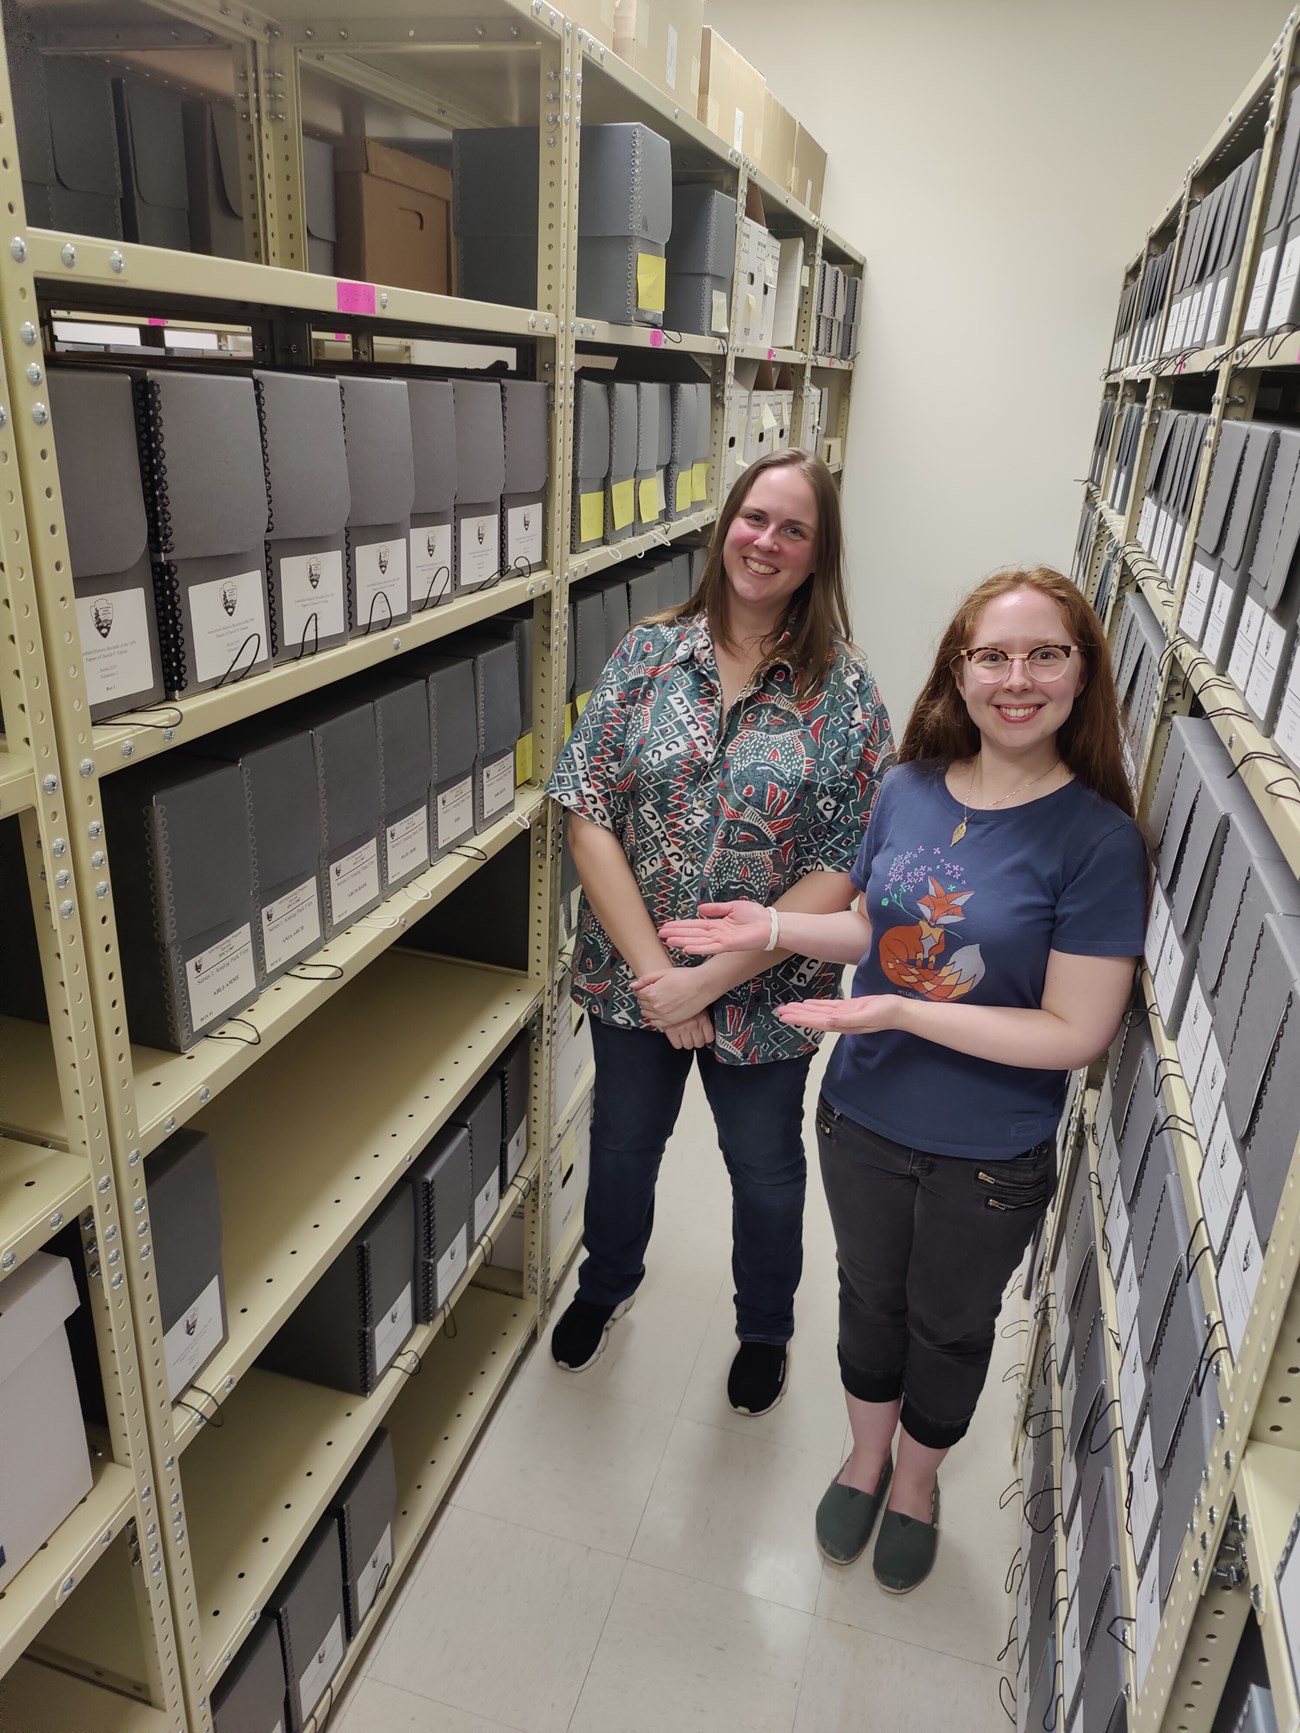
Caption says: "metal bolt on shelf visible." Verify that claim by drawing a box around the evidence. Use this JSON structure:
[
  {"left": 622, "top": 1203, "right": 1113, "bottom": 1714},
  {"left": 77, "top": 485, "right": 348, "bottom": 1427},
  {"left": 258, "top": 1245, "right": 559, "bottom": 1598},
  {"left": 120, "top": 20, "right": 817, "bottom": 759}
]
[
  {"left": 95, "top": 881, "right": 109, "bottom": 899},
  {"left": 121, "top": 741, "right": 134, "bottom": 759},
  {"left": 1, "top": 1250, "right": 15, "bottom": 1272},
  {"left": 61, "top": 1574, "right": 76, "bottom": 1594},
  {"left": 109, "top": 251, "right": 124, "bottom": 274},
  {"left": 60, "top": 243, "right": 75, "bottom": 267},
  {"left": 58, "top": 899, "right": 73, "bottom": 918},
  {"left": 42, "top": 773, "right": 58, "bottom": 794},
  {"left": 9, "top": 237, "right": 25, "bottom": 262},
  {"left": 54, "top": 868, "right": 69, "bottom": 889},
  {"left": 91, "top": 851, "right": 105, "bottom": 868}
]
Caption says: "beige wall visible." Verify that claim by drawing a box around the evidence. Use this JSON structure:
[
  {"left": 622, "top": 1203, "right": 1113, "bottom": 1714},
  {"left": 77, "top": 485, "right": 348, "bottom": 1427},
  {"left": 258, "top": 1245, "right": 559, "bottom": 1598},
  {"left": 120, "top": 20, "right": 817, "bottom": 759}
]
[{"left": 704, "top": 0, "right": 1291, "bottom": 729}]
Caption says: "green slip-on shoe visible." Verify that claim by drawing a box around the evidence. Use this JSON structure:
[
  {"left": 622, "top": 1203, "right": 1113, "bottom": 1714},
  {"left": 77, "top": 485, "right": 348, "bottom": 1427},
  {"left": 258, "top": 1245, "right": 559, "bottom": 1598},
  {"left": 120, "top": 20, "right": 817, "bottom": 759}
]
[
  {"left": 815, "top": 1457, "right": 894, "bottom": 1566},
  {"left": 872, "top": 1482, "right": 940, "bottom": 1594}
]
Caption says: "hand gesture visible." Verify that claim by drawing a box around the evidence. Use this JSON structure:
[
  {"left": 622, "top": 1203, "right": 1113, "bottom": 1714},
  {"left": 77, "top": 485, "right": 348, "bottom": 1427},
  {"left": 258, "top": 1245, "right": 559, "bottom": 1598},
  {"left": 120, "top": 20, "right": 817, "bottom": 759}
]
[
  {"left": 630, "top": 966, "right": 712, "bottom": 1030},
  {"left": 776, "top": 996, "right": 900, "bottom": 1034},
  {"left": 662, "top": 1010, "right": 715, "bottom": 1050},
  {"left": 658, "top": 900, "right": 772, "bottom": 956}
]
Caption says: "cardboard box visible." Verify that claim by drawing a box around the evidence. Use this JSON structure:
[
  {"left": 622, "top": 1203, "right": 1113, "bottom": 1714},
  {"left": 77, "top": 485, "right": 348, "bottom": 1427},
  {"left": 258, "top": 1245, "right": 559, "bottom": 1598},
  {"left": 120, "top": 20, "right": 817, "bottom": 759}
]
[
  {"left": 566, "top": 0, "right": 617, "bottom": 47},
  {"left": 334, "top": 138, "right": 453, "bottom": 294},
  {"left": 759, "top": 91, "right": 798, "bottom": 194},
  {"left": 613, "top": 0, "right": 704, "bottom": 106},
  {"left": 698, "top": 28, "right": 765, "bottom": 162},
  {"left": 790, "top": 122, "right": 827, "bottom": 216},
  {"left": 0, "top": 1253, "right": 94, "bottom": 1594}
]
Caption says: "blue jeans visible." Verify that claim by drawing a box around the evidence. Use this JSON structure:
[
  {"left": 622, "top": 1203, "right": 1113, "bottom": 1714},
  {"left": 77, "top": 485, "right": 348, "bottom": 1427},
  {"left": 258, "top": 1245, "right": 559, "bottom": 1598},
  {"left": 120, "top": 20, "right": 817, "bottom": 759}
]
[{"left": 577, "top": 1017, "right": 813, "bottom": 1343}]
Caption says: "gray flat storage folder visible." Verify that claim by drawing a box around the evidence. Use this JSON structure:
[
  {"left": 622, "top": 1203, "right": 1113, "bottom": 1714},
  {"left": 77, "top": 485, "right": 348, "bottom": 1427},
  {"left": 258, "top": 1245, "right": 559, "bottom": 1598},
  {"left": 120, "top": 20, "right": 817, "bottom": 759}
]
[
  {"left": 366, "top": 674, "right": 433, "bottom": 892},
  {"left": 340, "top": 376, "right": 415, "bottom": 633},
  {"left": 294, "top": 693, "right": 385, "bottom": 939},
  {"left": 211, "top": 1616, "right": 286, "bottom": 1733},
  {"left": 183, "top": 99, "right": 246, "bottom": 260},
  {"left": 409, "top": 1121, "right": 473, "bottom": 1322},
  {"left": 49, "top": 367, "right": 165, "bottom": 722},
  {"left": 332, "top": 1428, "right": 397, "bottom": 1639},
  {"left": 267, "top": 1519, "right": 347, "bottom": 1733},
  {"left": 114, "top": 73, "right": 191, "bottom": 251},
  {"left": 254, "top": 370, "right": 351, "bottom": 662},
  {"left": 136, "top": 369, "right": 272, "bottom": 695},
  {"left": 408, "top": 379, "right": 457, "bottom": 611},
  {"left": 453, "top": 379, "right": 506, "bottom": 593},
  {"left": 146, "top": 1127, "right": 228, "bottom": 1403},
  {"left": 415, "top": 653, "right": 479, "bottom": 859},
  {"left": 501, "top": 378, "right": 549, "bottom": 573}
]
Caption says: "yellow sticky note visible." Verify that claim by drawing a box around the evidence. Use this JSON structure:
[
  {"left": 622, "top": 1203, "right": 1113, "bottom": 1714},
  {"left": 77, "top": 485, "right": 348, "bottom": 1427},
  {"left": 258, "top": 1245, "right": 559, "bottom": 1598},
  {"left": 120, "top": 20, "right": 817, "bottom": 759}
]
[
  {"left": 638, "top": 477, "right": 661, "bottom": 522},
  {"left": 711, "top": 289, "right": 729, "bottom": 334},
  {"left": 637, "top": 252, "right": 666, "bottom": 313},
  {"left": 576, "top": 689, "right": 592, "bottom": 718},
  {"left": 745, "top": 292, "right": 758, "bottom": 327},
  {"left": 692, "top": 460, "right": 708, "bottom": 504},
  {"left": 515, "top": 732, "right": 534, "bottom": 786},
  {"left": 579, "top": 490, "right": 605, "bottom": 544},
  {"left": 610, "top": 477, "right": 636, "bottom": 531},
  {"left": 675, "top": 469, "right": 693, "bottom": 513},
  {"left": 761, "top": 404, "right": 779, "bottom": 433}
]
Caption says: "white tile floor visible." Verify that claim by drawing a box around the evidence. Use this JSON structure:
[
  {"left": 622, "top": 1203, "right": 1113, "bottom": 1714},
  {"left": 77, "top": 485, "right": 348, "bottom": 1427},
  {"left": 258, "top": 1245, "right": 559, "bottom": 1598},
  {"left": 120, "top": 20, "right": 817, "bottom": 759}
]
[{"left": 335, "top": 1050, "right": 1024, "bottom": 1733}]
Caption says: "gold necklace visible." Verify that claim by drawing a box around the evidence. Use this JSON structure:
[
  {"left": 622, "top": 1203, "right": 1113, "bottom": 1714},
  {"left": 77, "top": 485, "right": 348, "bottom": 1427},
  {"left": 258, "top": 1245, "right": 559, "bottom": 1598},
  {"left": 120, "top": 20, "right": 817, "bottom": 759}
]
[{"left": 950, "top": 758, "right": 1063, "bottom": 846}]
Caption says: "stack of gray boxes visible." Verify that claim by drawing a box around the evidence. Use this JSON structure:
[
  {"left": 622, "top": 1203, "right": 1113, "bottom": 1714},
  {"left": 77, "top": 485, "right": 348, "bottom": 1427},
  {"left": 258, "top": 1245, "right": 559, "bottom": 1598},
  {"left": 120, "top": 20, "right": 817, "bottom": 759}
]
[
  {"left": 409, "top": 1122, "right": 473, "bottom": 1322},
  {"left": 340, "top": 376, "right": 415, "bottom": 634},
  {"left": 578, "top": 124, "right": 673, "bottom": 326},
  {"left": 408, "top": 379, "right": 457, "bottom": 611},
  {"left": 183, "top": 101, "right": 246, "bottom": 258},
  {"left": 665, "top": 185, "right": 737, "bottom": 338},
  {"left": 451, "top": 128, "right": 541, "bottom": 310},
  {"left": 12, "top": 52, "right": 121, "bottom": 236},
  {"left": 667, "top": 381, "right": 710, "bottom": 519},
  {"left": 266, "top": 1521, "right": 348, "bottom": 1733}
]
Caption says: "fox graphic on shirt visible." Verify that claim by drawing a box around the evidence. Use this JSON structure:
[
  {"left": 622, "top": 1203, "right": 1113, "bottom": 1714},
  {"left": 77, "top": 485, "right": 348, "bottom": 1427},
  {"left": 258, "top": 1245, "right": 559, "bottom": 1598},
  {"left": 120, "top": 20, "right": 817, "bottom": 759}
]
[{"left": 877, "top": 877, "right": 985, "bottom": 1001}]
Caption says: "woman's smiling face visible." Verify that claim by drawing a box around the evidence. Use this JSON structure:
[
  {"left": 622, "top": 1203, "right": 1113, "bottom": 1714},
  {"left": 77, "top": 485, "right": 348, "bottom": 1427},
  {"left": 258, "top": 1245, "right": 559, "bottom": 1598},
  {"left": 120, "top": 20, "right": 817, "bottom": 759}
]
[
  {"left": 722, "top": 466, "right": 819, "bottom": 618},
  {"left": 953, "top": 586, "right": 1086, "bottom": 753}
]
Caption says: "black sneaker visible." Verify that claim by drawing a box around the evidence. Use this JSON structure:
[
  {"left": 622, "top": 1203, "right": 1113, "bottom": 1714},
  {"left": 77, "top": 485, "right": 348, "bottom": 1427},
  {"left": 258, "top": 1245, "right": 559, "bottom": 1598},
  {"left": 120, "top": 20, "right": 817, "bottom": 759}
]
[
  {"left": 728, "top": 1342, "right": 788, "bottom": 1415},
  {"left": 550, "top": 1295, "right": 634, "bottom": 1371}
]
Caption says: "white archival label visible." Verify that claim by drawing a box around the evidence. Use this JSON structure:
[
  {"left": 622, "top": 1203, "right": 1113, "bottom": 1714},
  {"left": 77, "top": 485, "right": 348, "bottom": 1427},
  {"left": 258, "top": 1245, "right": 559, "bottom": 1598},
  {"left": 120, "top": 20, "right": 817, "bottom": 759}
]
[
  {"left": 328, "top": 838, "right": 380, "bottom": 927},
  {"left": 1245, "top": 243, "right": 1278, "bottom": 331},
  {"left": 76, "top": 587, "right": 156, "bottom": 706},
  {"left": 1154, "top": 509, "right": 1174, "bottom": 566},
  {"left": 1153, "top": 920, "right": 1185, "bottom": 1027},
  {"left": 1061, "top": 1425, "right": 1079, "bottom": 1518},
  {"left": 1276, "top": 643, "right": 1300, "bottom": 766},
  {"left": 279, "top": 549, "right": 346, "bottom": 647},
  {"left": 506, "top": 1121, "right": 528, "bottom": 1181},
  {"left": 1130, "top": 1419, "right": 1160, "bottom": 1560},
  {"left": 373, "top": 1281, "right": 413, "bottom": 1373},
  {"left": 482, "top": 754, "right": 514, "bottom": 820},
  {"left": 1202, "top": 583, "right": 1233, "bottom": 666},
  {"left": 1120, "top": 1326, "right": 1147, "bottom": 1446},
  {"left": 1138, "top": 498, "right": 1157, "bottom": 549},
  {"left": 1209, "top": 273, "right": 1231, "bottom": 343},
  {"left": 1180, "top": 558, "right": 1216, "bottom": 642},
  {"left": 410, "top": 523, "right": 452, "bottom": 608},
  {"left": 1220, "top": 1193, "right": 1263, "bottom": 1359},
  {"left": 186, "top": 924, "right": 256, "bottom": 1031},
  {"left": 1105, "top": 1172, "right": 1129, "bottom": 1282},
  {"left": 1166, "top": 523, "right": 1186, "bottom": 585},
  {"left": 1135, "top": 1540, "right": 1162, "bottom": 1697},
  {"left": 665, "top": 20, "right": 678, "bottom": 89},
  {"left": 436, "top": 1224, "right": 469, "bottom": 1309},
  {"left": 1176, "top": 977, "right": 1214, "bottom": 1096},
  {"left": 1228, "top": 594, "right": 1264, "bottom": 694},
  {"left": 297, "top": 1615, "right": 344, "bottom": 1727},
  {"left": 712, "top": 289, "right": 729, "bottom": 334},
  {"left": 261, "top": 876, "right": 322, "bottom": 976},
  {"left": 354, "top": 537, "right": 409, "bottom": 629},
  {"left": 1117, "top": 1245, "right": 1140, "bottom": 1348},
  {"left": 474, "top": 1170, "right": 501, "bottom": 1240},
  {"left": 1062, "top": 1592, "right": 1082, "bottom": 1713},
  {"left": 1099, "top": 1118, "right": 1121, "bottom": 1212},
  {"left": 1246, "top": 615, "right": 1289, "bottom": 719},
  {"left": 1275, "top": 1509, "right": 1300, "bottom": 1709},
  {"left": 386, "top": 807, "right": 429, "bottom": 883},
  {"left": 1269, "top": 233, "right": 1300, "bottom": 328},
  {"left": 1202, "top": 1102, "right": 1244, "bottom": 1261},
  {"left": 459, "top": 512, "right": 499, "bottom": 589},
  {"left": 1191, "top": 1032, "right": 1226, "bottom": 1151},
  {"left": 1096, "top": 1071, "right": 1114, "bottom": 1150},
  {"left": 164, "top": 1272, "right": 224, "bottom": 1399},
  {"left": 506, "top": 502, "right": 544, "bottom": 570},
  {"left": 1060, "top": 1347, "right": 1079, "bottom": 1440},
  {"left": 1144, "top": 883, "right": 1171, "bottom": 976},
  {"left": 188, "top": 569, "right": 268, "bottom": 683},
  {"left": 356, "top": 1525, "right": 393, "bottom": 1625},
  {"left": 437, "top": 777, "right": 474, "bottom": 848}
]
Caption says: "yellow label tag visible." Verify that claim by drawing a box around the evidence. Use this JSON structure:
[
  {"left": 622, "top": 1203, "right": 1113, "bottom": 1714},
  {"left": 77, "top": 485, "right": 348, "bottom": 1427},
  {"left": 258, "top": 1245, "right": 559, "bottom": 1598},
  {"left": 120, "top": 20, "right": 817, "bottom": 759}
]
[
  {"left": 636, "top": 252, "right": 666, "bottom": 313},
  {"left": 515, "top": 732, "right": 533, "bottom": 786},
  {"left": 675, "top": 470, "right": 693, "bottom": 513},
  {"left": 638, "top": 477, "right": 661, "bottom": 522},
  {"left": 576, "top": 689, "right": 592, "bottom": 718},
  {"left": 610, "top": 477, "right": 636, "bottom": 530},
  {"left": 761, "top": 404, "right": 779, "bottom": 433},
  {"left": 578, "top": 490, "right": 605, "bottom": 544},
  {"left": 711, "top": 289, "right": 729, "bottom": 334},
  {"left": 745, "top": 292, "right": 758, "bottom": 325},
  {"left": 692, "top": 460, "right": 708, "bottom": 503}
]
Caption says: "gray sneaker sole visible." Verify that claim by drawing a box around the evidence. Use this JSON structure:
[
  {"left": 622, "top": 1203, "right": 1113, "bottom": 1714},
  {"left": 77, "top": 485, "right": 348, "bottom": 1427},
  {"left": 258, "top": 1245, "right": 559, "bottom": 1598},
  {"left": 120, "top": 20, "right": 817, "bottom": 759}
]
[{"left": 553, "top": 1296, "right": 634, "bottom": 1372}]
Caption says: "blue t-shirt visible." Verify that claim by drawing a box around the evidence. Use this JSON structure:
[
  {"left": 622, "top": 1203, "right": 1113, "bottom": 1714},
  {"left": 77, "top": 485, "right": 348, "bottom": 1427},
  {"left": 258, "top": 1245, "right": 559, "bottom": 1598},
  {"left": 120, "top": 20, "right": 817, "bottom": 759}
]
[{"left": 822, "top": 761, "right": 1148, "bottom": 1160}]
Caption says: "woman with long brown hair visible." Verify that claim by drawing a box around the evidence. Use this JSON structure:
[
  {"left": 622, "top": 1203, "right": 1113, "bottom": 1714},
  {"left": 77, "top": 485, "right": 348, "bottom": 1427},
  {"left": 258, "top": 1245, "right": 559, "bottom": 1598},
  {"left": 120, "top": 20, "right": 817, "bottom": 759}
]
[
  {"left": 545, "top": 448, "right": 892, "bottom": 1417},
  {"left": 661, "top": 566, "right": 1147, "bottom": 1590}
]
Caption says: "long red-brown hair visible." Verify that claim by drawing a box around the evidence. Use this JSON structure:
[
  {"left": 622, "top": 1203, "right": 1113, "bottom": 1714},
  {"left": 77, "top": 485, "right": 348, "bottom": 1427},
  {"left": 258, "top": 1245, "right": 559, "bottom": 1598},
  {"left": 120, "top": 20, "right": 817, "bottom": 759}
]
[{"left": 898, "top": 566, "right": 1136, "bottom": 819}]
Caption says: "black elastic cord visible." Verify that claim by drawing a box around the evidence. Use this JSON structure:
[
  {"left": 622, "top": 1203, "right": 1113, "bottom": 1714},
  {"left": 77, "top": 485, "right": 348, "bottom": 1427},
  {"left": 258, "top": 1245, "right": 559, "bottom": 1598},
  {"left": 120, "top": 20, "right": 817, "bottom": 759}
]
[
  {"left": 294, "top": 611, "right": 321, "bottom": 661},
  {"left": 204, "top": 1017, "right": 262, "bottom": 1047},
  {"left": 215, "top": 631, "right": 263, "bottom": 687}
]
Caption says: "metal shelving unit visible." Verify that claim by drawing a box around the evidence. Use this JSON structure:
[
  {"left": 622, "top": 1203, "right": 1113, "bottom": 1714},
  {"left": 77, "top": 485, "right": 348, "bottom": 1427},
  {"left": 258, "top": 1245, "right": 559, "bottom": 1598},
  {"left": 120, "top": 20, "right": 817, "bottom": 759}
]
[
  {"left": 0, "top": 2, "right": 866, "bottom": 1728},
  {"left": 1043, "top": 15, "right": 1300, "bottom": 1731}
]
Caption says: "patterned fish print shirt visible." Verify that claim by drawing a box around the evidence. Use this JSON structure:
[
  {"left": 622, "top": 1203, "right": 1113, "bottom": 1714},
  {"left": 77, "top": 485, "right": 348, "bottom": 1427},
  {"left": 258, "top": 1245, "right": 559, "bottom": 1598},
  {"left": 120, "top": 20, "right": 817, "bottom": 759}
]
[{"left": 546, "top": 613, "right": 894, "bottom": 1063}]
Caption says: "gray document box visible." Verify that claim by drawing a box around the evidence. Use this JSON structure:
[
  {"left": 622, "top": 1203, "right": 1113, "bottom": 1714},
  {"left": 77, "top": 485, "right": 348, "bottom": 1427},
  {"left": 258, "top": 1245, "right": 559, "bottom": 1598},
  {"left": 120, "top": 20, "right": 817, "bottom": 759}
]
[
  {"left": 183, "top": 100, "right": 245, "bottom": 260},
  {"left": 456, "top": 634, "right": 522, "bottom": 829},
  {"left": 417, "top": 654, "right": 479, "bottom": 859},
  {"left": 448, "top": 1072, "right": 505, "bottom": 1244},
  {"left": 573, "top": 376, "right": 612, "bottom": 550},
  {"left": 332, "top": 1428, "right": 397, "bottom": 1639},
  {"left": 42, "top": 56, "right": 123, "bottom": 237},
  {"left": 453, "top": 379, "right": 507, "bottom": 594},
  {"left": 114, "top": 74, "right": 190, "bottom": 250},
  {"left": 408, "top": 378, "right": 457, "bottom": 611},
  {"left": 296, "top": 693, "right": 385, "bottom": 938},
  {"left": 146, "top": 1127, "right": 228, "bottom": 1403},
  {"left": 267, "top": 1519, "right": 347, "bottom": 1733},
  {"left": 367, "top": 675, "right": 432, "bottom": 892},
  {"left": 254, "top": 370, "right": 351, "bottom": 661},
  {"left": 501, "top": 379, "right": 549, "bottom": 573},
  {"left": 410, "top": 1122, "right": 473, "bottom": 1322},
  {"left": 452, "top": 127, "right": 541, "bottom": 309},
  {"left": 606, "top": 382, "right": 640, "bottom": 545},
  {"left": 212, "top": 1616, "right": 286, "bottom": 1733},
  {"left": 340, "top": 376, "right": 415, "bottom": 633},
  {"left": 635, "top": 382, "right": 664, "bottom": 528},
  {"left": 665, "top": 185, "right": 737, "bottom": 336},
  {"left": 136, "top": 369, "right": 272, "bottom": 695},
  {"left": 493, "top": 1034, "right": 532, "bottom": 1188},
  {"left": 103, "top": 755, "right": 260, "bottom": 1051},
  {"left": 260, "top": 1181, "right": 416, "bottom": 1396},
  {"left": 577, "top": 124, "right": 673, "bottom": 326},
  {"left": 49, "top": 367, "right": 165, "bottom": 722}
]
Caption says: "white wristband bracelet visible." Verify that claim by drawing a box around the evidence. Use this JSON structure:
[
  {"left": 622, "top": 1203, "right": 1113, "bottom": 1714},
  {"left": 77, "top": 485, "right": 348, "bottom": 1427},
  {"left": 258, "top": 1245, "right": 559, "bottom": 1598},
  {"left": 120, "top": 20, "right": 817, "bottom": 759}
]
[{"left": 763, "top": 907, "right": 781, "bottom": 953}]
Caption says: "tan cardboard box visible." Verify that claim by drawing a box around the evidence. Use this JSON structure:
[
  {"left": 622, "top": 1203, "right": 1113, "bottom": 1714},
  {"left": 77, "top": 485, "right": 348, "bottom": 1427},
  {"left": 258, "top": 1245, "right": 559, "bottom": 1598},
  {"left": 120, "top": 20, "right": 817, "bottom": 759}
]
[
  {"left": 697, "top": 28, "right": 765, "bottom": 162},
  {"left": 759, "top": 90, "right": 798, "bottom": 194},
  {"left": 613, "top": 0, "right": 703, "bottom": 105},
  {"left": 567, "top": 0, "right": 618, "bottom": 46},
  {"left": 334, "top": 138, "right": 454, "bottom": 295},
  {"left": 790, "top": 122, "right": 827, "bottom": 216}
]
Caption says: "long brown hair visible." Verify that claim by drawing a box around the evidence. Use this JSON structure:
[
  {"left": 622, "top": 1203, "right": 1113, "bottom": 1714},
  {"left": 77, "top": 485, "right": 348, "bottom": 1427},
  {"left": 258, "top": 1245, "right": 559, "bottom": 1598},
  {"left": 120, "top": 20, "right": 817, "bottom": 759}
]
[
  {"left": 658, "top": 448, "right": 851, "bottom": 700},
  {"left": 898, "top": 566, "right": 1136, "bottom": 818}
]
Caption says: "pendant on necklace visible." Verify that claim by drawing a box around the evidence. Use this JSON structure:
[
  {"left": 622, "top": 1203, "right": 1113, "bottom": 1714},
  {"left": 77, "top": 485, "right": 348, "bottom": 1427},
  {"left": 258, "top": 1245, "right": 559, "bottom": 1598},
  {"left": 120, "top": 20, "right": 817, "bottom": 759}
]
[{"left": 950, "top": 818, "right": 967, "bottom": 846}]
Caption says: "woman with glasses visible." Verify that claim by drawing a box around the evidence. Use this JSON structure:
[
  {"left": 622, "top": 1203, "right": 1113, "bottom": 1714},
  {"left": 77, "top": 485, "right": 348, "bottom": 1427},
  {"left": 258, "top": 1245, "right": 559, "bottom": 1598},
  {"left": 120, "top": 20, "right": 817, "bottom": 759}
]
[{"left": 660, "top": 566, "right": 1147, "bottom": 1593}]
